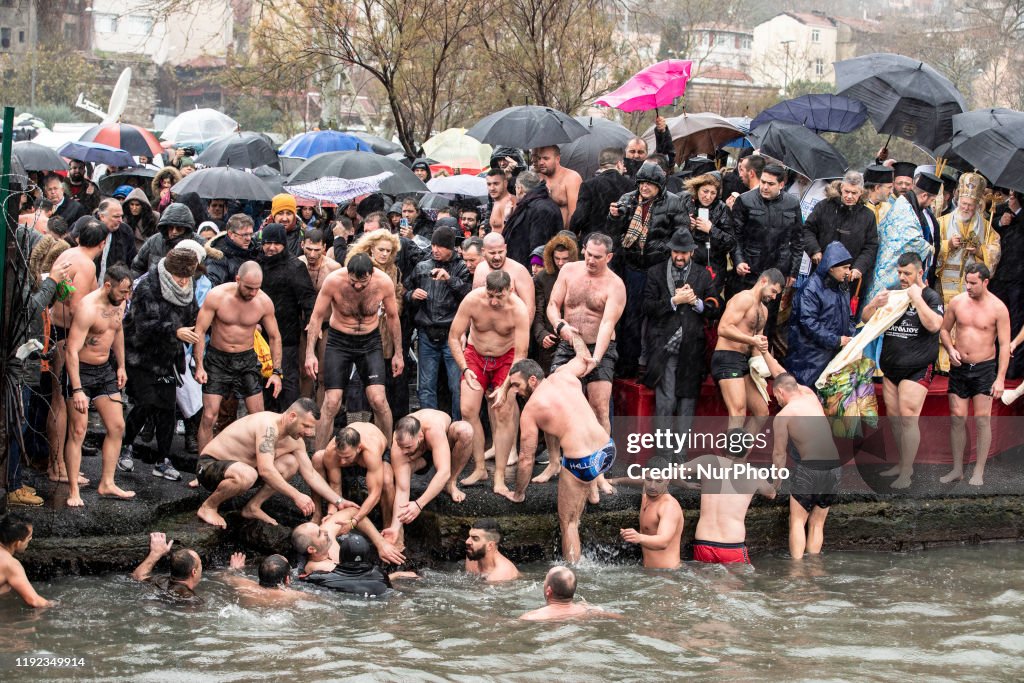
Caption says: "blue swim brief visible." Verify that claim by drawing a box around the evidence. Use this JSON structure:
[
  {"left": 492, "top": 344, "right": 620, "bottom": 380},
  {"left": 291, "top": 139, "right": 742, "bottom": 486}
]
[{"left": 562, "top": 439, "right": 616, "bottom": 483}]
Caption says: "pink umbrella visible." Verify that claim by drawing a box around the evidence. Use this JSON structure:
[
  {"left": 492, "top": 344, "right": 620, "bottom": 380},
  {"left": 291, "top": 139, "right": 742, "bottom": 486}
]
[{"left": 594, "top": 60, "right": 693, "bottom": 113}]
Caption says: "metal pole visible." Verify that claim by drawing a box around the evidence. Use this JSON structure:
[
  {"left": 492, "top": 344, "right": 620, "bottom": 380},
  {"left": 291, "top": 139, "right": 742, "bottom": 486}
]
[
  {"left": 29, "top": 0, "right": 37, "bottom": 108},
  {"left": 0, "top": 106, "right": 13, "bottom": 327}
]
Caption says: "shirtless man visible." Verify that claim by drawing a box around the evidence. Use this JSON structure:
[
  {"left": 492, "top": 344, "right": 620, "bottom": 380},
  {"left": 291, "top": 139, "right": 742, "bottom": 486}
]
[
  {"left": 464, "top": 518, "right": 520, "bottom": 582},
  {"left": 712, "top": 268, "right": 785, "bottom": 433},
  {"left": 384, "top": 410, "right": 474, "bottom": 543},
  {"left": 542, "top": 232, "right": 625, "bottom": 495},
  {"left": 473, "top": 233, "right": 535, "bottom": 320},
  {"left": 532, "top": 145, "right": 582, "bottom": 229},
  {"left": 311, "top": 422, "right": 389, "bottom": 526},
  {"left": 193, "top": 262, "right": 282, "bottom": 452},
  {"left": 618, "top": 457, "right": 684, "bottom": 569},
  {"left": 292, "top": 508, "right": 405, "bottom": 572},
  {"left": 520, "top": 566, "right": 617, "bottom": 621},
  {"left": 0, "top": 514, "right": 53, "bottom": 608},
  {"left": 224, "top": 553, "right": 306, "bottom": 606},
  {"left": 194, "top": 398, "right": 352, "bottom": 528},
  {"left": 503, "top": 341, "right": 614, "bottom": 562},
  {"left": 305, "top": 252, "right": 403, "bottom": 450},
  {"left": 131, "top": 531, "right": 203, "bottom": 601},
  {"left": 47, "top": 219, "right": 105, "bottom": 485},
  {"left": 486, "top": 168, "right": 514, "bottom": 234},
  {"left": 298, "top": 229, "right": 341, "bottom": 399},
  {"left": 762, "top": 351, "right": 842, "bottom": 560},
  {"left": 63, "top": 264, "right": 135, "bottom": 506},
  {"left": 449, "top": 270, "right": 530, "bottom": 492},
  {"left": 939, "top": 263, "right": 1011, "bottom": 486}
]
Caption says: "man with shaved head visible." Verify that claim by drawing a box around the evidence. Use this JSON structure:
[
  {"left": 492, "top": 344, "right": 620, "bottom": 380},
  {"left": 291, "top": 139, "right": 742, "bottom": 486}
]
[
  {"left": 473, "top": 233, "right": 535, "bottom": 321},
  {"left": 531, "top": 146, "right": 581, "bottom": 230}
]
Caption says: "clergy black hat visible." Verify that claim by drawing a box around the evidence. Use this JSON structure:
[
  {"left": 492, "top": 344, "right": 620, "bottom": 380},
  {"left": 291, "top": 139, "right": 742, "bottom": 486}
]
[
  {"left": 915, "top": 172, "right": 942, "bottom": 195},
  {"left": 864, "top": 165, "right": 893, "bottom": 184},
  {"left": 892, "top": 161, "right": 917, "bottom": 179}
]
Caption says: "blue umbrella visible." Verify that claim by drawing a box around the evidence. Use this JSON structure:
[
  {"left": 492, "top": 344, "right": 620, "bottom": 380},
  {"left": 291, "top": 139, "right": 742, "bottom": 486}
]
[
  {"left": 751, "top": 94, "right": 868, "bottom": 134},
  {"left": 57, "top": 140, "right": 136, "bottom": 167},
  {"left": 279, "top": 130, "right": 370, "bottom": 158},
  {"left": 721, "top": 116, "right": 752, "bottom": 148}
]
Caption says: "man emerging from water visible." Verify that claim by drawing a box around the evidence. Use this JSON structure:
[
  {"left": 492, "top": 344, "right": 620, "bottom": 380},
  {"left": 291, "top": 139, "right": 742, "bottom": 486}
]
[
  {"left": 132, "top": 531, "right": 203, "bottom": 601},
  {"left": 618, "top": 457, "right": 684, "bottom": 569},
  {"left": 465, "top": 518, "right": 520, "bottom": 582},
  {"left": 520, "top": 566, "right": 617, "bottom": 621}
]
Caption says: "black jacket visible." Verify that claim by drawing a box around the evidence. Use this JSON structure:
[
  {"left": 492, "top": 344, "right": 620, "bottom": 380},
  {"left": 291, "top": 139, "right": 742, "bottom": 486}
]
[
  {"left": 729, "top": 188, "right": 804, "bottom": 286},
  {"left": 569, "top": 169, "right": 635, "bottom": 238},
  {"left": 532, "top": 270, "right": 559, "bottom": 369},
  {"left": 124, "top": 265, "right": 199, "bottom": 378},
  {"left": 71, "top": 217, "right": 137, "bottom": 276},
  {"left": 679, "top": 193, "right": 736, "bottom": 298},
  {"left": 504, "top": 183, "right": 563, "bottom": 266},
  {"left": 132, "top": 221, "right": 197, "bottom": 277},
  {"left": 206, "top": 232, "right": 258, "bottom": 286},
  {"left": 258, "top": 251, "right": 316, "bottom": 346},
  {"left": 641, "top": 259, "right": 718, "bottom": 397},
  {"left": 54, "top": 196, "right": 87, "bottom": 226},
  {"left": 396, "top": 235, "right": 427, "bottom": 280},
  {"left": 803, "top": 196, "right": 879, "bottom": 278},
  {"left": 403, "top": 256, "right": 472, "bottom": 331},
  {"left": 607, "top": 189, "right": 688, "bottom": 271}
]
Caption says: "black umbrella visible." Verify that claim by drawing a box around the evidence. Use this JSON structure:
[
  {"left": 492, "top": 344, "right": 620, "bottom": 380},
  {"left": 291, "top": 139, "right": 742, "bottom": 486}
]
[
  {"left": 13, "top": 141, "right": 69, "bottom": 172},
  {"left": 170, "top": 166, "right": 275, "bottom": 201},
  {"left": 558, "top": 116, "right": 634, "bottom": 179},
  {"left": 466, "top": 105, "right": 590, "bottom": 149},
  {"left": 98, "top": 167, "right": 158, "bottom": 196},
  {"left": 749, "top": 121, "right": 848, "bottom": 180},
  {"left": 287, "top": 151, "right": 427, "bottom": 195},
  {"left": 951, "top": 108, "right": 1024, "bottom": 192},
  {"left": 347, "top": 131, "right": 404, "bottom": 155},
  {"left": 195, "top": 131, "right": 280, "bottom": 170},
  {"left": 418, "top": 192, "right": 452, "bottom": 210},
  {"left": 835, "top": 53, "right": 967, "bottom": 151},
  {"left": 253, "top": 164, "right": 286, "bottom": 195}
]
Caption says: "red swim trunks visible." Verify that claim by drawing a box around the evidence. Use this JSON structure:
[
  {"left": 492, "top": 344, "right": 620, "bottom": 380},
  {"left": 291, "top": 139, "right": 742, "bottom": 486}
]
[
  {"left": 692, "top": 539, "right": 751, "bottom": 564},
  {"left": 464, "top": 344, "right": 515, "bottom": 392}
]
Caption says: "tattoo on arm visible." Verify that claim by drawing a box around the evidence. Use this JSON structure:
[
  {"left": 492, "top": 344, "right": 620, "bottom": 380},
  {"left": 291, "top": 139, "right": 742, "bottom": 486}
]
[{"left": 259, "top": 426, "right": 277, "bottom": 454}]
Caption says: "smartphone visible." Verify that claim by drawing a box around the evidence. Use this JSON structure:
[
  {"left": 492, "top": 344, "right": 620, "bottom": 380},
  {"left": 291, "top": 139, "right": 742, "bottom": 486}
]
[
  {"left": 399, "top": 217, "right": 410, "bottom": 229},
  {"left": 698, "top": 208, "right": 709, "bottom": 221}
]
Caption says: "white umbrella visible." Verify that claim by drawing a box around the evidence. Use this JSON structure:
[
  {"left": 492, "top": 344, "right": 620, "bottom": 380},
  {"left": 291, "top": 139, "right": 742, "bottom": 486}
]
[
  {"left": 426, "top": 174, "right": 488, "bottom": 197},
  {"left": 286, "top": 172, "right": 394, "bottom": 205},
  {"left": 422, "top": 128, "right": 493, "bottom": 170},
  {"left": 161, "top": 108, "right": 238, "bottom": 144}
]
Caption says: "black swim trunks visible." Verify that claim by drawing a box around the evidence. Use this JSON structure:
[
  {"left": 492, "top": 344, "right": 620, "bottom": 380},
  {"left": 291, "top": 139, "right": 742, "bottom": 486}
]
[
  {"left": 62, "top": 360, "right": 120, "bottom": 400},
  {"left": 791, "top": 460, "right": 843, "bottom": 512},
  {"left": 549, "top": 340, "right": 618, "bottom": 385},
  {"left": 203, "top": 346, "right": 263, "bottom": 398},
  {"left": 196, "top": 454, "right": 241, "bottom": 492},
  {"left": 881, "top": 363, "right": 934, "bottom": 387},
  {"left": 323, "top": 328, "right": 387, "bottom": 392},
  {"left": 948, "top": 358, "right": 997, "bottom": 399},
  {"left": 711, "top": 350, "right": 750, "bottom": 382}
]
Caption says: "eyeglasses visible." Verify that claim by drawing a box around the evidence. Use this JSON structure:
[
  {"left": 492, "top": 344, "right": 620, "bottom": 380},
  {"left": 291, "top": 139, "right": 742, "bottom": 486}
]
[{"left": 232, "top": 231, "right": 254, "bottom": 239}]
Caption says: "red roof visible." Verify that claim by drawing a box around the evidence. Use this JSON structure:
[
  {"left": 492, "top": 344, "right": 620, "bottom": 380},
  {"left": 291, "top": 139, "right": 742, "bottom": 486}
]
[
  {"left": 783, "top": 12, "right": 835, "bottom": 28},
  {"left": 693, "top": 66, "right": 754, "bottom": 83}
]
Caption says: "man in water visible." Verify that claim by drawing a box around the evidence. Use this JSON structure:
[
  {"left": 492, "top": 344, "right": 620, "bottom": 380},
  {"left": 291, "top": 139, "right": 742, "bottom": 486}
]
[
  {"left": 311, "top": 422, "right": 389, "bottom": 525},
  {"left": 449, "top": 270, "right": 530, "bottom": 492},
  {"left": 194, "top": 261, "right": 283, "bottom": 452},
  {"left": 195, "top": 398, "right": 355, "bottom": 528},
  {"left": 305, "top": 252, "right": 403, "bottom": 450},
  {"left": 502, "top": 338, "right": 613, "bottom": 562},
  {"left": 542, "top": 232, "right": 625, "bottom": 496},
  {"left": 223, "top": 553, "right": 307, "bottom": 606},
  {"left": 293, "top": 520, "right": 410, "bottom": 595},
  {"left": 0, "top": 515, "right": 53, "bottom": 608},
  {"left": 62, "top": 264, "right": 136, "bottom": 506},
  {"left": 464, "top": 518, "right": 520, "bottom": 582},
  {"left": 618, "top": 457, "right": 684, "bottom": 569},
  {"left": 712, "top": 269, "right": 785, "bottom": 432},
  {"left": 385, "top": 410, "right": 474, "bottom": 544},
  {"left": 939, "top": 263, "right": 1011, "bottom": 486},
  {"left": 132, "top": 531, "right": 203, "bottom": 601},
  {"left": 520, "top": 566, "right": 616, "bottom": 621}
]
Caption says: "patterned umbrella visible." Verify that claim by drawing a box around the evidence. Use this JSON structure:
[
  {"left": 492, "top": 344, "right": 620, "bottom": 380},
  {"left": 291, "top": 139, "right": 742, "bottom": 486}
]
[{"left": 79, "top": 123, "right": 162, "bottom": 158}]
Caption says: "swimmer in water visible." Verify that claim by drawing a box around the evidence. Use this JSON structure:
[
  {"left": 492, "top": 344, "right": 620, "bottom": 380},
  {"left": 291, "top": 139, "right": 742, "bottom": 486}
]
[
  {"left": 464, "top": 518, "right": 520, "bottom": 582},
  {"left": 132, "top": 531, "right": 203, "bottom": 601},
  {"left": 0, "top": 514, "right": 53, "bottom": 608},
  {"left": 520, "top": 566, "right": 619, "bottom": 621},
  {"left": 617, "top": 457, "right": 684, "bottom": 569}
]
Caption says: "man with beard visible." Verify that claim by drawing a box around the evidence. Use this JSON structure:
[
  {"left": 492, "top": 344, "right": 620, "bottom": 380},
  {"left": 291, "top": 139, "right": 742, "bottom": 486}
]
[
  {"left": 617, "top": 457, "right": 683, "bottom": 569},
  {"left": 458, "top": 206, "right": 481, "bottom": 237},
  {"left": 311, "top": 422, "right": 389, "bottom": 527},
  {"left": 532, "top": 146, "right": 581, "bottom": 230},
  {"left": 568, "top": 148, "right": 634, "bottom": 239},
  {"left": 44, "top": 174, "right": 86, "bottom": 226},
  {"left": 891, "top": 161, "right": 917, "bottom": 200},
  {"left": 485, "top": 169, "right": 514, "bottom": 234},
  {"left": 62, "top": 264, "right": 136, "bottom": 506},
  {"left": 464, "top": 518, "right": 520, "bottom": 582},
  {"left": 864, "top": 165, "right": 895, "bottom": 225},
  {"left": 258, "top": 224, "right": 316, "bottom": 410},
  {"left": 63, "top": 160, "right": 99, "bottom": 215},
  {"left": 194, "top": 262, "right": 283, "bottom": 451},
  {"left": 265, "top": 193, "right": 304, "bottom": 256},
  {"left": 624, "top": 137, "right": 648, "bottom": 179}
]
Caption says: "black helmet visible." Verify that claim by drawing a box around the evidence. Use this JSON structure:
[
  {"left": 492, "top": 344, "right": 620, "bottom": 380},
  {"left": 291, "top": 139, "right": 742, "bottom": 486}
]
[
  {"left": 635, "top": 161, "right": 666, "bottom": 191},
  {"left": 337, "top": 532, "right": 375, "bottom": 572}
]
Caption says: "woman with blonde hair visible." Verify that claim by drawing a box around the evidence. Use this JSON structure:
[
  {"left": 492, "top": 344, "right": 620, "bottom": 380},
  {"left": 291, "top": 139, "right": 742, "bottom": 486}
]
[{"left": 681, "top": 172, "right": 735, "bottom": 299}]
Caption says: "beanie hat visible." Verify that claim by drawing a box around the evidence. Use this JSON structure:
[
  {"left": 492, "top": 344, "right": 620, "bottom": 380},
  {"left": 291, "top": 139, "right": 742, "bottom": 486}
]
[
  {"left": 261, "top": 223, "right": 287, "bottom": 245},
  {"left": 113, "top": 185, "right": 133, "bottom": 200},
  {"left": 158, "top": 202, "right": 196, "bottom": 230},
  {"left": 178, "top": 156, "right": 195, "bottom": 168},
  {"left": 197, "top": 220, "right": 219, "bottom": 234},
  {"left": 174, "top": 238, "right": 208, "bottom": 263},
  {"left": 271, "top": 193, "right": 297, "bottom": 216},
  {"left": 431, "top": 226, "right": 457, "bottom": 250}
]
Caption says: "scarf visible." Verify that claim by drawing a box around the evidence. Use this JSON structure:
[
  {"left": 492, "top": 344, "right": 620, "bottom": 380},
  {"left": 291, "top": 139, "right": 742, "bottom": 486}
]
[
  {"left": 663, "top": 258, "right": 692, "bottom": 355},
  {"left": 621, "top": 197, "right": 654, "bottom": 249},
  {"left": 158, "top": 258, "right": 194, "bottom": 306}
]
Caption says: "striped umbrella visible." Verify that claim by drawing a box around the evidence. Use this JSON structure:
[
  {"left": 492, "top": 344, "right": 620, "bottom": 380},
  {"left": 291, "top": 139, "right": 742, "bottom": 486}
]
[{"left": 79, "top": 123, "right": 162, "bottom": 158}]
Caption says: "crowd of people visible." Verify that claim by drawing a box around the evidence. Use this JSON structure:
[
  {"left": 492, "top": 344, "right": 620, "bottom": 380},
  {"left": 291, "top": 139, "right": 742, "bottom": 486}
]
[{"left": 5, "top": 114, "right": 1024, "bottom": 608}]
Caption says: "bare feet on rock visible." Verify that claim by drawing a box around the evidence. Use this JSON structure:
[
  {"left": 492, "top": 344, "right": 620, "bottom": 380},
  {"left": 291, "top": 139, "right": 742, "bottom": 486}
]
[
  {"left": 197, "top": 504, "right": 227, "bottom": 528},
  {"left": 97, "top": 484, "right": 136, "bottom": 499},
  {"left": 532, "top": 463, "right": 561, "bottom": 483},
  {"left": 968, "top": 472, "right": 984, "bottom": 487},
  {"left": 939, "top": 469, "right": 963, "bottom": 484},
  {"left": 460, "top": 469, "right": 489, "bottom": 487},
  {"left": 241, "top": 504, "right": 278, "bottom": 525},
  {"left": 67, "top": 495, "right": 84, "bottom": 508},
  {"left": 446, "top": 483, "right": 466, "bottom": 503},
  {"left": 890, "top": 475, "right": 912, "bottom": 489},
  {"left": 879, "top": 465, "right": 901, "bottom": 477}
]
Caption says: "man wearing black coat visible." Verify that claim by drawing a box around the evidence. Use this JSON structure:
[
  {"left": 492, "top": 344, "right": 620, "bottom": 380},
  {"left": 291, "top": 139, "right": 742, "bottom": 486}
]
[
  {"left": 82, "top": 198, "right": 137, "bottom": 278},
  {"left": 503, "top": 170, "right": 563, "bottom": 267},
  {"left": 258, "top": 223, "right": 316, "bottom": 410},
  {"left": 642, "top": 229, "right": 718, "bottom": 451},
  {"left": 206, "top": 214, "right": 259, "bottom": 286},
  {"left": 44, "top": 174, "right": 87, "bottom": 226},
  {"left": 568, "top": 148, "right": 634, "bottom": 239}
]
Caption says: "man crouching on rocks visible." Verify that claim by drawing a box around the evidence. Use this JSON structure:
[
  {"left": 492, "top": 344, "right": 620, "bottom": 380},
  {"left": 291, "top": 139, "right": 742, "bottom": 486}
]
[{"left": 195, "top": 398, "right": 358, "bottom": 528}]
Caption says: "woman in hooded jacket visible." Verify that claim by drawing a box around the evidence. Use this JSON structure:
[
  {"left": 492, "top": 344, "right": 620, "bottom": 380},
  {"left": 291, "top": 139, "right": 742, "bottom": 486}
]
[
  {"left": 123, "top": 187, "right": 160, "bottom": 250},
  {"left": 152, "top": 166, "right": 182, "bottom": 213}
]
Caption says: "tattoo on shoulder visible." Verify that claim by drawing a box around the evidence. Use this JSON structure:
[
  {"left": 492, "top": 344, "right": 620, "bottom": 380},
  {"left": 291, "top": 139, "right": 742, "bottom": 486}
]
[{"left": 259, "top": 426, "right": 277, "bottom": 454}]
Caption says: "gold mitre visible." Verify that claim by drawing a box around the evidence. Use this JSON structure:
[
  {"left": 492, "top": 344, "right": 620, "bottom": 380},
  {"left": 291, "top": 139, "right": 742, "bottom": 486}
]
[{"left": 958, "top": 172, "right": 987, "bottom": 203}]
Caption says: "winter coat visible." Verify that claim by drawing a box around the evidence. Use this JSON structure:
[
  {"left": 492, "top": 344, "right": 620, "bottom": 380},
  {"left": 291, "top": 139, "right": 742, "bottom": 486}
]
[
  {"left": 63, "top": 178, "right": 100, "bottom": 214},
  {"left": 532, "top": 270, "right": 559, "bottom": 370},
  {"left": 641, "top": 258, "right": 718, "bottom": 398},
  {"left": 607, "top": 189, "right": 688, "bottom": 271},
  {"left": 206, "top": 231, "right": 258, "bottom": 286},
  {"left": 132, "top": 204, "right": 198, "bottom": 277},
  {"left": 396, "top": 236, "right": 427, "bottom": 280},
  {"left": 679, "top": 193, "right": 736, "bottom": 298},
  {"left": 151, "top": 166, "right": 182, "bottom": 213},
  {"left": 124, "top": 187, "right": 160, "bottom": 249},
  {"left": 786, "top": 242, "right": 856, "bottom": 388},
  {"left": 53, "top": 196, "right": 87, "bottom": 225},
  {"left": 802, "top": 193, "right": 879, "bottom": 282},
  {"left": 9, "top": 227, "right": 62, "bottom": 386},
  {"left": 729, "top": 187, "right": 804, "bottom": 288},
  {"left": 504, "top": 183, "right": 563, "bottom": 266},
  {"left": 568, "top": 168, "right": 634, "bottom": 238},
  {"left": 124, "top": 263, "right": 199, "bottom": 379},
  {"left": 258, "top": 250, "right": 316, "bottom": 347},
  {"left": 403, "top": 256, "right": 472, "bottom": 332}
]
